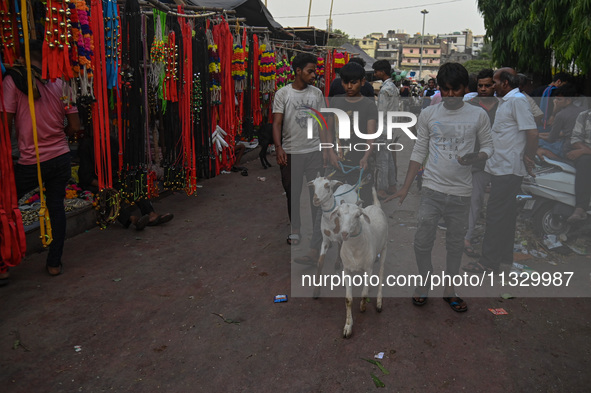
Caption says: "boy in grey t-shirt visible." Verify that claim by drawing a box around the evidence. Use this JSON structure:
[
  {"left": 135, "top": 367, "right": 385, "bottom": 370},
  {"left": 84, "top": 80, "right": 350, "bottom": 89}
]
[
  {"left": 272, "top": 53, "right": 326, "bottom": 249},
  {"left": 386, "top": 63, "right": 493, "bottom": 312}
]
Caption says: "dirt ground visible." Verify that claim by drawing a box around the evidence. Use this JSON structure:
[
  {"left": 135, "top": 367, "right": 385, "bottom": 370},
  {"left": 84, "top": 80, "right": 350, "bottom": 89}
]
[{"left": 2, "top": 147, "right": 591, "bottom": 393}]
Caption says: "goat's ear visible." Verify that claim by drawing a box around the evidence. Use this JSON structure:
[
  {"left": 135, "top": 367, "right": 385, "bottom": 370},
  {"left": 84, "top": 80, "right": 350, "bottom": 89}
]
[
  {"left": 329, "top": 209, "right": 339, "bottom": 222},
  {"left": 307, "top": 180, "right": 314, "bottom": 187},
  {"left": 330, "top": 180, "right": 344, "bottom": 190},
  {"left": 316, "top": 171, "right": 321, "bottom": 179},
  {"left": 362, "top": 212, "right": 371, "bottom": 224}
]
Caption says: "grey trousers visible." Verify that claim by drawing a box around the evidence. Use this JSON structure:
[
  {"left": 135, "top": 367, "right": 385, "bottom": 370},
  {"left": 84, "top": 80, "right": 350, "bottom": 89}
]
[
  {"left": 414, "top": 188, "right": 470, "bottom": 289},
  {"left": 465, "top": 170, "right": 491, "bottom": 242}
]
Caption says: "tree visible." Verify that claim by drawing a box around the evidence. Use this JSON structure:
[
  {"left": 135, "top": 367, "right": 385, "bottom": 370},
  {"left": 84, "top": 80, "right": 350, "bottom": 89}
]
[
  {"left": 477, "top": 0, "right": 552, "bottom": 82},
  {"left": 463, "top": 59, "right": 493, "bottom": 74},
  {"left": 478, "top": 0, "right": 591, "bottom": 85},
  {"left": 327, "top": 28, "right": 351, "bottom": 47}
]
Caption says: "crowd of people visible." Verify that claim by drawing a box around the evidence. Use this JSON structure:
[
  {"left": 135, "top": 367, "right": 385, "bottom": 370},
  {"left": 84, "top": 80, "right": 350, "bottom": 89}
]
[
  {"left": 273, "top": 53, "right": 591, "bottom": 312},
  {"left": 2, "top": 46, "right": 590, "bottom": 302}
]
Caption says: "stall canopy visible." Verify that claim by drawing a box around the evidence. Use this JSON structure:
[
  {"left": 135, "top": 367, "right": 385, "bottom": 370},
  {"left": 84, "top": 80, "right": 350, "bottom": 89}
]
[{"left": 187, "top": 0, "right": 282, "bottom": 31}]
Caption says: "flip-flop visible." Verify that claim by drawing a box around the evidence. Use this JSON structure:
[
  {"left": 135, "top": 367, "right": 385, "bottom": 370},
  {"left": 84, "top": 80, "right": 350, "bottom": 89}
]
[
  {"left": 412, "top": 295, "right": 428, "bottom": 306},
  {"left": 462, "top": 261, "right": 493, "bottom": 274},
  {"left": 464, "top": 246, "right": 480, "bottom": 258},
  {"left": 443, "top": 296, "right": 468, "bottom": 312},
  {"left": 287, "top": 233, "right": 301, "bottom": 246},
  {"left": 135, "top": 214, "right": 150, "bottom": 230},
  {"left": 294, "top": 255, "right": 317, "bottom": 266},
  {"left": 147, "top": 213, "right": 174, "bottom": 227}
]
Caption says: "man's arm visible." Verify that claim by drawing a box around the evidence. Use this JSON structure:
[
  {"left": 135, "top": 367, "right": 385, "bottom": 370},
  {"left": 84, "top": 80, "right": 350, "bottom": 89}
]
[
  {"left": 65, "top": 112, "right": 81, "bottom": 137},
  {"left": 272, "top": 113, "right": 286, "bottom": 166},
  {"left": 384, "top": 160, "right": 421, "bottom": 205},
  {"left": 524, "top": 128, "right": 539, "bottom": 176}
]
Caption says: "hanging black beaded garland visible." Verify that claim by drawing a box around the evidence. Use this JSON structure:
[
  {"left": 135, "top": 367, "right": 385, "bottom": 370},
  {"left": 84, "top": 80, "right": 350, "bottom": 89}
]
[
  {"left": 119, "top": 0, "right": 146, "bottom": 202},
  {"left": 160, "top": 13, "right": 184, "bottom": 190},
  {"left": 192, "top": 18, "right": 212, "bottom": 180}
]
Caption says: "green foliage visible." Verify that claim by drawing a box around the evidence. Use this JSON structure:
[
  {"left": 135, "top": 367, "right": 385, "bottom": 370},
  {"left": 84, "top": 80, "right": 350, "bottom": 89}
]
[
  {"left": 327, "top": 28, "right": 351, "bottom": 47},
  {"left": 478, "top": 0, "right": 591, "bottom": 81},
  {"left": 477, "top": 0, "right": 552, "bottom": 81},
  {"left": 463, "top": 59, "right": 493, "bottom": 74}
]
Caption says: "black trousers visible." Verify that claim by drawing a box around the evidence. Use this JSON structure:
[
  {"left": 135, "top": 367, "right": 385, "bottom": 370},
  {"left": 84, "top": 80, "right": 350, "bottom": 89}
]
[
  {"left": 480, "top": 174, "right": 523, "bottom": 270},
  {"left": 117, "top": 198, "right": 155, "bottom": 227},
  {"left": 15, "top": 153, "right": 71, "bottom": 268},
  {"left": 574, "top": 155, "right": 591, "bottom": 209},
  {"left": 279, "top": 151, "right": 323, "bottom": 233}
]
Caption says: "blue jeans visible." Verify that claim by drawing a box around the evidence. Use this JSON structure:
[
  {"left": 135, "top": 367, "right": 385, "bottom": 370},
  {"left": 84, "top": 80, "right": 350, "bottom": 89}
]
[
  {"left": 15, "top": 152, "right": 71, "bottom": 267},
  {"left": 414, "top": 188, "right": 470, "bottom": 289}
]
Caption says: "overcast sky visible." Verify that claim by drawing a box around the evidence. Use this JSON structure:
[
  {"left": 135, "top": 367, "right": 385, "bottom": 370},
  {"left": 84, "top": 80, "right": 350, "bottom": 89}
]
[{"left": 266, "top": 0, "right": 486, "bottom": 38}]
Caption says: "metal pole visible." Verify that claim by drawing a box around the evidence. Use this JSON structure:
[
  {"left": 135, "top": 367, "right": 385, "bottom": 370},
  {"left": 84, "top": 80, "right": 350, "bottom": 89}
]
[
  {"left": 419, "top": 9, "right": 428, "bottom": 80},
  {"left": 307, "top": 0, "right": 313, "bottom": 27},
  {"left": 328, "top": 0, "right": 334, "bottom": 32}
]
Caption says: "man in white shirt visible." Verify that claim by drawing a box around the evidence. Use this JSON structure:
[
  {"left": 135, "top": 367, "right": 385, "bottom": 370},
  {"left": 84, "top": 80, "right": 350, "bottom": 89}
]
[
  {"left": 372, "top": 60, "right": 399, "bottom": 199},
  {"left": 464, "top": 68, "right": 538, "bottom": 273}
]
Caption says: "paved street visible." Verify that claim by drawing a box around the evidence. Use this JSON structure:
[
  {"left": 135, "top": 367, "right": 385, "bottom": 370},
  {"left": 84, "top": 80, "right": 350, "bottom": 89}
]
[{"left": 2, "top": 146, "right": 591, "bottom": 392}]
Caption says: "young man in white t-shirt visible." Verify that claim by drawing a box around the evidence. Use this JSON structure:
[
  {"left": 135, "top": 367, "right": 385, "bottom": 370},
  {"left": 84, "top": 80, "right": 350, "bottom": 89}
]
[
  {"left": 272, "top": 53, "right": 327, "bottom": 249},
  {"left": 387, "top": 63, "right": 494, "bottom": 312}
]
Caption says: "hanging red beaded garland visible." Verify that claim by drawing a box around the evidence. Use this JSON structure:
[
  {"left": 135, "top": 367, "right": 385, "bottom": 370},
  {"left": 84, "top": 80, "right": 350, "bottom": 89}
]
[
  {"left": 42, "top": 0, "right": 74, "bottom": 81},
  {"left": 0, "top": 1, "right": 17, "bottom": 66}
]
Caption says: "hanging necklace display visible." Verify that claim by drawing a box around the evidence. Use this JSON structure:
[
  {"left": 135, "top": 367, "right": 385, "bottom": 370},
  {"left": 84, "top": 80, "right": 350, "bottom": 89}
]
[
  {"left": 206, "top": 26, "right": 221, "bottom": 105},
  {"left": 191, "top": 72, "right": 203, "bottom": 123},
  {"left": 259, "top": 35, "right": 276, "bottom": 94},
  {"left": 119, "top": 0, "right": 147, "bottom": 204},
  {"left": 0, "top": 0, "right": 17, "bottom": 65},
  {"left": 316, "top": 55, "right": 325, "bottom": 89},
  {"left": 251, "top": 33, "right": 261, "bottom": 126},
  {"left": 231, "top": 30, "right": 246, "bottom": 92},
  {"left": 104, "top": 0, "right": 118, "bottom": 89},
  {"left": 163, "top": 30, "right": 178, "bottom": 102},
  {"left": 42, "top": 0, "right": 73, "bottom": 81},
  {"left": 149, "top": 9, "right": 166, "bottom": 114},
  {"left": 276, "top": 50, "right": 290, "bottom": 90},
  {"left": 177, "top": 6, "right": 196, "bottom": 195}
]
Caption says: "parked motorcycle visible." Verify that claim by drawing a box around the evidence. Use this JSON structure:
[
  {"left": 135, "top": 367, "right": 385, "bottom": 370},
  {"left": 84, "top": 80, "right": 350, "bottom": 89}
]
[{"left": 519, "top": 156, "right": 591, "bottom": 236}]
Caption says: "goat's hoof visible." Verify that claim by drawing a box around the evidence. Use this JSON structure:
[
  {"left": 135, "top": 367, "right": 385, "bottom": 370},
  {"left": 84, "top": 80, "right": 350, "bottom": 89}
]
[
  {"left": 343, "top": 326, "right": 352, "bottom": 338},
  {"left": 360, "top": 303, "right": 366, "bottom": 313},
  {"left": 376, "top": 306, "right": 382, "bottom": 313},
  {"left": 313, "top": 288, "right": 321, "bottom": 299}
]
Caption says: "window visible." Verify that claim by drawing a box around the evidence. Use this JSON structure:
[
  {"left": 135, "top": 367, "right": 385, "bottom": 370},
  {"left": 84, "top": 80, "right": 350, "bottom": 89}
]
[
  {"left": 425, "top": 49, "right": 428, "bottom": 54},
  {"left": 410, "top": 49, "right": 414, "bottom": 53}
]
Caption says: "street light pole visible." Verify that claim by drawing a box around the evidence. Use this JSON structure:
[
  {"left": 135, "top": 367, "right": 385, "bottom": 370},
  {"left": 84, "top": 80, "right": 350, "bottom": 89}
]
[
  {"left": 419, "top": 9, "right": 429, "bottom": 80},
  {"left": 307, "top": 0, "right": 313, "bottom": 27}
]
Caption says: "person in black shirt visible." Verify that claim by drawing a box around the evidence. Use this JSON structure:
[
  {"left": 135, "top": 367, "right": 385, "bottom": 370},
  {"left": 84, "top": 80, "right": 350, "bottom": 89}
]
[
  {"left": 325, "top": 62, "right": 378, "bottom": 206},
  {"left": 328, "top": 57, "right": 375, "bottom": 98}
]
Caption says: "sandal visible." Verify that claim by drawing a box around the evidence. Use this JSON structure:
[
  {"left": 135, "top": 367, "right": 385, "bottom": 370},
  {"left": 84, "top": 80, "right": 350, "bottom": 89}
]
[
  {"left": 412, "top": 288, "right": 428, "bottom": 306},
  {"left": 0, "top": 272, "right": 9, "bottom": 287},
  {"left": 443, "top": 296, "right": 468, "bottom": 312},
  {"left": 147, "top": 213, "right": 174, "bottom": 227},
  {"left": 46, "top": 263, "right": 63, "bottom": 277},
  {"left": 462, "top": 261, "right": 493, "bottom": 274},
  {"left": 287, "top": 233, "right": 301, "bottom": 246},
  {"left": 464, "top": 246, "right": 480, "bottom": 258},
  {"left": 412, "top": 295, "right": 428, "bottom": 306}
]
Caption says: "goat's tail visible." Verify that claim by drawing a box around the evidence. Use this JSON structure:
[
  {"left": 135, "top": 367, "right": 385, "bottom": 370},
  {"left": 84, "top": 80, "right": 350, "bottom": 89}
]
[{"left": 371, "top": 186, "right": 381, "bottom": 208}]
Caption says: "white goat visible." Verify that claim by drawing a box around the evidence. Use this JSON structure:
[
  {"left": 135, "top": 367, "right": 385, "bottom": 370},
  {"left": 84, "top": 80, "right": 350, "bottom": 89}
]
[
  {"left": 307, "top": 176, "right": 358, "bottom": 298},
  {"left": 330, "top": 188, "right": 388, "bottom": 338}
]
